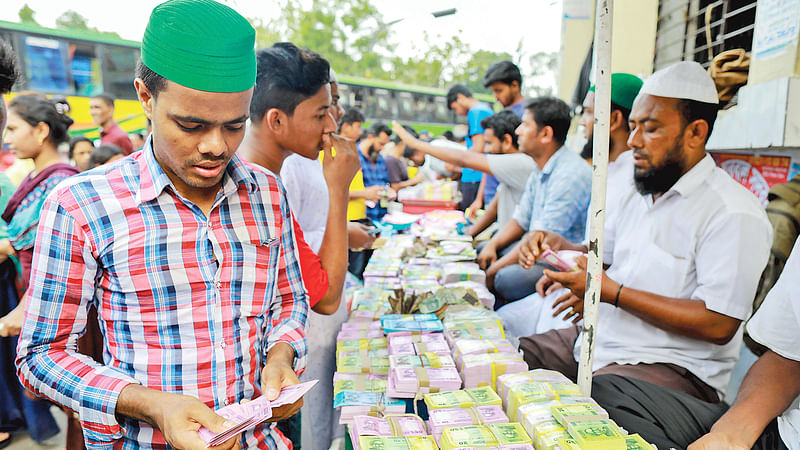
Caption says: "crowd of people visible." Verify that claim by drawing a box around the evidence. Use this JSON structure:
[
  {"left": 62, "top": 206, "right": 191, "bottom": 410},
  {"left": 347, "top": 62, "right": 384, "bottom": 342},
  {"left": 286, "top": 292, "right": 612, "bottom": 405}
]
[{"left": 0, "top": 0, "right": 798, "bottom": 449}]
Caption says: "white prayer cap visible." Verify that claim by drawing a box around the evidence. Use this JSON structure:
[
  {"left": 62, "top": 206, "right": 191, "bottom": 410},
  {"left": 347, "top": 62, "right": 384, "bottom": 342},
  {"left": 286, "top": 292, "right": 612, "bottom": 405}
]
[{"left": 638, "top": 61, "right": 719, "bottom": 104}]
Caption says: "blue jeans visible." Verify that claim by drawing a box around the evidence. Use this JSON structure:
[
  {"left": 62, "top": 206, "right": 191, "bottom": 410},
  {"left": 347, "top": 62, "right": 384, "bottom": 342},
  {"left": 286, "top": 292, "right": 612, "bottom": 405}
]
[{"left": 493, "top": 261, "right": 549, "bottom": 309}]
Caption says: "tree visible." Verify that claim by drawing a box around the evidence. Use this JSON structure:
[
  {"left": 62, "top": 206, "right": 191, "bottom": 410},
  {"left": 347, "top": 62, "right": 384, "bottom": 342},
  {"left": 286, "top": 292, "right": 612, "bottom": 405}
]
[
  {"left": 455, "top": 49, "right": 514, "bottom": 94},
  {"left": 54, "top": 10, "right": 121, "bottom": 38},
  {"left": 250, "top": 0, "right": 395, "bottom": 79},
  {"left": 56, "top": 10, "right": 90, "bottom": 30},
  {"left": 18, "top": 4, "right": 37, "bottom": 24},
  {"left": 525, "top": 51, "right": 558, "bottom": 97}
]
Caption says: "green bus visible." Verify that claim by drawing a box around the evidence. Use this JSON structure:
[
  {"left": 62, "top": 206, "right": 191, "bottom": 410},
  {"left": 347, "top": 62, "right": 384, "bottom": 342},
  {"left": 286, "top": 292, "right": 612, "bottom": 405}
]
[{"left": 0, "top": 19, "right": 495, "bottom": 137}]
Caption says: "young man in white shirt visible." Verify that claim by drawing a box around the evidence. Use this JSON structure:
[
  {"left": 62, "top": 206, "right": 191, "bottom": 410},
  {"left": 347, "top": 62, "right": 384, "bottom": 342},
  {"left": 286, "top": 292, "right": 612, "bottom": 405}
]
[
  {"left": 518, "top": 62, "right": 772, "bottom": 449},
  {"left": 498, "top": 73, "right": 642, "bottom": 337},
  {"left": 687, "top": 239, "right": 800, "bottom": 450}
]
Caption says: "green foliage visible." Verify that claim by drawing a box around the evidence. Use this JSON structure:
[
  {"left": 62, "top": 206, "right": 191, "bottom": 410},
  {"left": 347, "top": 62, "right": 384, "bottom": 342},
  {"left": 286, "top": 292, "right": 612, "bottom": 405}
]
[
  {"left": 54, "top": 10, "right": 121, "bottom": 38},
  {"left": 18, "top": 4, "right": 37, "bottom": 24}
]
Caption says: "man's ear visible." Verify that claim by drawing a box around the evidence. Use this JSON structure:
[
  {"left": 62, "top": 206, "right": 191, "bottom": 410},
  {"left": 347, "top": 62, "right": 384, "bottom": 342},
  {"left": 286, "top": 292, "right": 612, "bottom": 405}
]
[
  {"left": 540, "top": 125, "right": 555, "bottom": 144},
  {"left": 264, "top": 108, "right": 287, "bottom": 134},
  {"left": 134, "top": 79, "right": 154, "bottom": 120},
  {"left": 609, "top": 109, "right": 626, "bottom": 133},
  {"left": 685, "top": 119, "right": 710, "bottom": 149},
  {"left": 502, "top": 133, "right": 514, "bottom": 152}
]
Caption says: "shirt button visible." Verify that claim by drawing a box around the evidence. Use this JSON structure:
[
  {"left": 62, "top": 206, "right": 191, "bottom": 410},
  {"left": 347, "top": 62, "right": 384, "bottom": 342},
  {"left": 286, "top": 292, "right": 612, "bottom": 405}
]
[
  {"left": 215, "top": 280, "right": 221, "bottom": 289},
  {"left": 219, "top": 341, "right": 226, "bottom": 349},
  {"left": 223, "top": 399, "right": 230, "bottom": 406}
]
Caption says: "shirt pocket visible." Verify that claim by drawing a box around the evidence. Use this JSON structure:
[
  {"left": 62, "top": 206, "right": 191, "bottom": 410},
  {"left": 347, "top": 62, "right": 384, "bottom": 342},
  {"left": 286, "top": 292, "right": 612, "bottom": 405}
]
[
  {"left": 641, "top": 241, "right": 692, "bottom": 299},
  {"left": 231, "top": 226, "right": 281, "bottom": 317}
]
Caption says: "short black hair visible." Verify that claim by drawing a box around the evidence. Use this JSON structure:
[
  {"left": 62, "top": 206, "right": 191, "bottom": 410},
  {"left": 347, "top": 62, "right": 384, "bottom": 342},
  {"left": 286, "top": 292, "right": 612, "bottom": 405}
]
[
  {"left": 90, "top": 144, "right": 124, "bottom": 167},
  {"left": 69, "top": 136, "right": 93, "bottom": 159},
  {"left": 392, "top": 124, "right": 418, "bottom": 144},
  {"left": 675, "top": 99, "right": 719, "bottom": 143},
  {"left": 481, "top": 110, "right": 521, "bottom": 149},
  {"left": 483, "top": 61, "right": 522, "bottom": 88},
  {"left": 9, "top": 94, "right": 74, "bottom": 145},
  {"left": 251, "top": 42, "right": 330, "bottom": 123},
  {"left": 0, "top": 38, "right": 19, "bottom": 94},
  {"left": 340, "top": 107, "right": 365, "bottom": 126},
  {"left": 442, "top": 130, "right": 455, "bottom": 141},
  {"left": 368, "top": 122, "right": 392, "bottom": 138},
  {"left": 524, "top": 97, "right": 572, "bottom": 146},
  {"left": 135, "top": 60, "right": 167, "bottom": 98},
  {"left": 92, "top": 93, "right": 115, "bottom": 107},
  {"left": 446, "top": 84, "right": 472, "bottom": 109},
  {"left": 610, "top": 101, "right": 632, "bottom": 132}
]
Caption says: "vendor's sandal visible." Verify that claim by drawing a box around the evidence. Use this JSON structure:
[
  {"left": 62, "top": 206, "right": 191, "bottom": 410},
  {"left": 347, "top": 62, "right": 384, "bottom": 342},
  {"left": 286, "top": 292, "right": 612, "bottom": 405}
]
[{"left": 0, "top": 432, "right": 12, "bottom": 449}]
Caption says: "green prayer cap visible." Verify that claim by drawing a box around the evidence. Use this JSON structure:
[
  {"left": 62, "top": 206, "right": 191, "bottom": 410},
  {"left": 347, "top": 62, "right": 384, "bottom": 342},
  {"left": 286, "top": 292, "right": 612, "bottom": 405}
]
[
  {"left": 588, "top": 73, "right": 643, "bottom": 110},
  {"left": 141, "top": 0, "right": 256, "bottom": 93}
]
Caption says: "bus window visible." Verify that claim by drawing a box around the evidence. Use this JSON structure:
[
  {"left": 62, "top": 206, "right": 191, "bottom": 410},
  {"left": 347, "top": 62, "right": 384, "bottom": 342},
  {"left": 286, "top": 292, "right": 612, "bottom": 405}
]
[
  {"left": 432, "top": 97, "right": 449, "bottom": 123},
  {"left": 396, "top": 92, "right": 414, "bottom": 121},
  {"left": 23, "top": 36, "right": 69, "bottom": 93},
  {"left": 352, "top": 86, "right": 364, "bottom": 110},
  {"left": 374, "top": 89, "right": 391, "bottom": 119},
  {"left": 337, "top": 83, "right": 351, "bottom": 109},
  {"left": 103, "top": 46, "right": 138, "bottom": 100},
  {"left": 68, "top": 42, "right": 103, "bottom": 96},
  {"left": 364, "top": 87, "right": 377, "bottom": 118},
  {"left": 414, "top": 95, "right": 430, "bottom": 123}
]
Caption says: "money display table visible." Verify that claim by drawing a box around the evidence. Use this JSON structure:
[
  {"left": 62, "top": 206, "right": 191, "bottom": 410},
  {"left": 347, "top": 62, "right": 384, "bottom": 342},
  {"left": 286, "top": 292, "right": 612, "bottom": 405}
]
[{"left": 334, "top": 210, "right": 657, "bottom": 449}]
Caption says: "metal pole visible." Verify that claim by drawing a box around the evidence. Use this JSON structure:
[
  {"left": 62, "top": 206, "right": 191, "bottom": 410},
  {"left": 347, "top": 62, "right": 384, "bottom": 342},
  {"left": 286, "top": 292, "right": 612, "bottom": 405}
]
[{"left": 577, "top": 0, "right": 613, "bottom": 397}]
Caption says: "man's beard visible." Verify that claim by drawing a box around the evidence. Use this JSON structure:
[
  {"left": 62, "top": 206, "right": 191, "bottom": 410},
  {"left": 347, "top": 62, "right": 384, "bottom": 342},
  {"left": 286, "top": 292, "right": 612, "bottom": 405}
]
[
  {"left": 634, "top": 137, "right": 686, "bottom": 196},
  {"left": 367, "top": 143, "right": 380, "bottom": 162},
  {"left": 579, "top": 135, "right": 615, "bottom": 160}
]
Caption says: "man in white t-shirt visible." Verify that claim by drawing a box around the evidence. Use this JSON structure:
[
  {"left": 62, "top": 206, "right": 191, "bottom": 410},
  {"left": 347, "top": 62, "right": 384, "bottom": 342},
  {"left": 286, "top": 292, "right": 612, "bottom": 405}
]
[
  {"left": 391, "top": 110, "right": 535, "bottom": 231},
  {"left": 497, "top": 73, "right": 642, "bottom": 337},
  {"left": 686, "top": 238, "right": 800, "bottom": 450},
  {"left": 517, "top": 62, "right": 772, "bottom": 449}
]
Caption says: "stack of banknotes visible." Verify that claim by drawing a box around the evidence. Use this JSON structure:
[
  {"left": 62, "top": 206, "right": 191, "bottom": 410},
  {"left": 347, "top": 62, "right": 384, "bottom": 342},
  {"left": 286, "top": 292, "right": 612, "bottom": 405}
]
[
  {"left": 426, "top": 240, "right": 477, "bottom": 262},
  {"left": 443, "top": 281, "right": 495, "bottom": 309},
  {"left": 423, "top": 386, "right": 502, "bottom": 411},
  {"left": 440, "top": 262, "right": 485, "bottom": 285},
  {"left": 387, "top": 352, "right": 461, "bottom": 397},
  {"left": 381, "top": 313, "right": 445, "bottom": 334},
  {"left": 427, "top": 405, "right": 508, "bottom": 444},
  {"left": 555, "top": 433, "right": 655, "bottom": 450},
  {"left": 451, "top": 338, "right": 518, "bottom": 367},
  {"left": 333, "top": 373, "right": 387, "bottom": 396},
  {"left": 333, "top": 391, "right": 405, "bottom": 425},
  {"left": 438, "top": 423, "right": 533, "bottom": 449},
  {"left": 388, "top": 333, "right": 451, "bottom": 356},
  {"left": 496, "top": 370, "right": 572, "bottom": 410},
  {"left": 458, "top": 352, "right": 529, "bottom": 389},
  {"left": 349, "top": 414, "right": 430, "bottom": 450},
  {"left": 357, "top": 435, "right": 439, "bottom": 450}
]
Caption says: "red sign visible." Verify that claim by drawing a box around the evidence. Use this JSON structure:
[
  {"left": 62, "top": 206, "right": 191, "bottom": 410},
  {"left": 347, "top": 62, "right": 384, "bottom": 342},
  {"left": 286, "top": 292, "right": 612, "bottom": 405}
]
[{"left": 711, "top": 152, "right": 791, "bottom": 205}]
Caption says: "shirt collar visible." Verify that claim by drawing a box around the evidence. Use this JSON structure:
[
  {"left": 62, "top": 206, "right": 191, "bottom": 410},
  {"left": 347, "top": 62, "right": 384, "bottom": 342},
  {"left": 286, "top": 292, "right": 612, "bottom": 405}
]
[
  {"left": 538, "top": 145, "right": 567, "bottom": 175},
  {"left": 668, "top": 153, "right": 715, "bottom": 198},
  {"left": 135, "top": 136, "right": 259, "bottom": 205}
]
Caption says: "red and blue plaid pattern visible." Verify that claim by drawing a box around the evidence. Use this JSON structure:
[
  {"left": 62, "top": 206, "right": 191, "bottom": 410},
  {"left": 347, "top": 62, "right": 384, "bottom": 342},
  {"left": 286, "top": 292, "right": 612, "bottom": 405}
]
[{"left": 16, "top": 142, "right": 308, "bottom": 450}]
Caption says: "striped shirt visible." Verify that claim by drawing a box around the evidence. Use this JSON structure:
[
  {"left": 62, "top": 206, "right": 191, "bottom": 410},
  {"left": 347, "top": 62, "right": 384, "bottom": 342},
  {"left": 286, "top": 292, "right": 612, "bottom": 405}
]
[{"left": 16, "top": 141, "right": 308, "bottom": 449}]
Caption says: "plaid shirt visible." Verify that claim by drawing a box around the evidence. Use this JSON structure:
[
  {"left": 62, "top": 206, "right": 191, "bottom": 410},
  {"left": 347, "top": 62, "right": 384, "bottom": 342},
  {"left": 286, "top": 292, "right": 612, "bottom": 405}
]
[
  {"left": 16, "top": 141, "right": 308, "bottom": 450},
  {"left": 358, "top": 144, "right": 389, "bottom": 221}
]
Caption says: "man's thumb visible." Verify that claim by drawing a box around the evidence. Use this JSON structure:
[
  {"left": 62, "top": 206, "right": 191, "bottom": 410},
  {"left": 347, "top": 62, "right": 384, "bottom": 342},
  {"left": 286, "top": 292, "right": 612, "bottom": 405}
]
[{"left": 196, "top": 406, "right": 236, "bottom": 434}]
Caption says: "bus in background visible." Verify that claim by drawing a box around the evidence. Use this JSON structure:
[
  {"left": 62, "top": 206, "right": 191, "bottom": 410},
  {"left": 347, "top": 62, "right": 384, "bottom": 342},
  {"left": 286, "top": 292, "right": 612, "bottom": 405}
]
[{"left": 0, "top": 19, "right": 494, "bottom": 141}]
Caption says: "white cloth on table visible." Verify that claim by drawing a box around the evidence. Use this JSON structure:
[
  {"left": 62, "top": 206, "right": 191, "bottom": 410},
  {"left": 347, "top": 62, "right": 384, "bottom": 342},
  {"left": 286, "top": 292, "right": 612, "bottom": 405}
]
[{"left": 747, "top": 238, "right": 800, "bottom": 450}]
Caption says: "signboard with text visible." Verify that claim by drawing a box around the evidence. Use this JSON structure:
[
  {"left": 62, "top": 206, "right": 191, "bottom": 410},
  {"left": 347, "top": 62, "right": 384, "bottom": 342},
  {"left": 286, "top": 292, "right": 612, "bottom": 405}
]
[{"left": 711, "top": 152, "right": 792, "bottom": 205}]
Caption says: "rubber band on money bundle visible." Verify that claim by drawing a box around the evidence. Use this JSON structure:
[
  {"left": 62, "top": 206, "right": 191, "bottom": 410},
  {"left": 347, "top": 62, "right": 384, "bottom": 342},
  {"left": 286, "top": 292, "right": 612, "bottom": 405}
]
[
  {"left": 421, "top": 352, "right": 442, "bottom": 368},
  {"left": 367, "top": 393, "right": 387, "bottom": 418},
  {"left": 466, "top": 406, "right": 484, "bottom": 425},
  {"left": 386, "top": 416, "right": 401, "bottom": 436}
]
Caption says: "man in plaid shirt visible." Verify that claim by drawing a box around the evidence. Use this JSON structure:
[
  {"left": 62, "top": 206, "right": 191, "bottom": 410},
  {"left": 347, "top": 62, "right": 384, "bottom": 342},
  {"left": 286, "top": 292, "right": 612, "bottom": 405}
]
[{"left": 15, "top": 1, "right": 307, "bottom": 449}]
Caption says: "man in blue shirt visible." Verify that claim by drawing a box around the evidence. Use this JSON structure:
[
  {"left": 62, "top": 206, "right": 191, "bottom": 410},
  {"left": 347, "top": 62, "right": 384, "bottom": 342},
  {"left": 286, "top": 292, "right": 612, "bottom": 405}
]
[
  {"left": 476, "top": 97, "right": 591, "bottom": 308},
  {"left": 446, "top": 84, "right": 494, "bottom": 210},
  {"left": 358, "top": 122, "right": 394, "bottom": 221}
]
